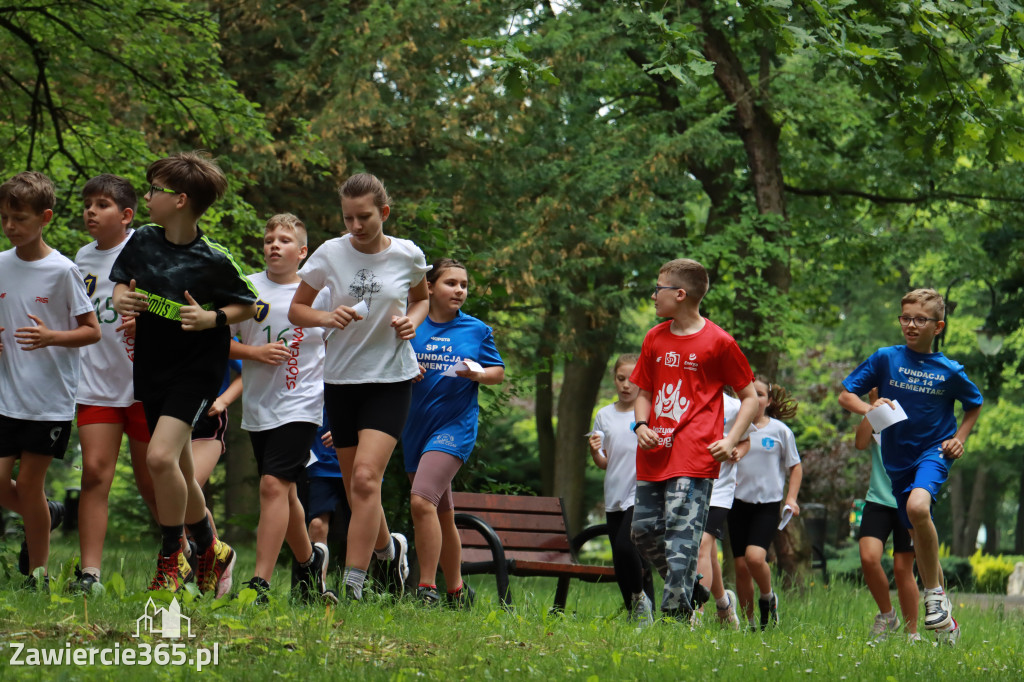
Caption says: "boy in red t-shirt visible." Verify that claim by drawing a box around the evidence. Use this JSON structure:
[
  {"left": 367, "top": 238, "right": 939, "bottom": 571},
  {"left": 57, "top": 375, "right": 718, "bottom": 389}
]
[{"left": 629, "top": 258, "right": 758, "bottom": 624}]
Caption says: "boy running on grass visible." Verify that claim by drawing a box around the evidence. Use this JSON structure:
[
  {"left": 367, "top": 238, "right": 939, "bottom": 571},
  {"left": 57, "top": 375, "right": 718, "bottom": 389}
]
[
  {"left": 839, "top": 288, "right": 982, "bottom": 646},
  {"left": 112, "top": 151, "right": 257, "bottom": 595}
]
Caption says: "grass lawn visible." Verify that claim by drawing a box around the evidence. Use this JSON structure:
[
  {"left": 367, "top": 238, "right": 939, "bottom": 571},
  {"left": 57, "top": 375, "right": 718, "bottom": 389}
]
[{"left": 1, "top": 538, "right": 1023, "bottom": 681}]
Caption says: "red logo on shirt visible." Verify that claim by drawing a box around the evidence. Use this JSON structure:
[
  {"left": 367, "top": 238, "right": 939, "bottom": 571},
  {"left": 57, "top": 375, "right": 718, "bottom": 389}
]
[
  {"left": 35, "top": 297, "right": 49, "bottom": 303},
  {"left": 0, "top": 292, "right": 6, "bottom": 298}
]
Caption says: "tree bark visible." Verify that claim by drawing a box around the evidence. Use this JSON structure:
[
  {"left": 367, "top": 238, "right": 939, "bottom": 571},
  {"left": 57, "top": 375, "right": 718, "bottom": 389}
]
[
  {"left": 949, "top": 468, "right": 966, "bottom": 555},
  {"left": 223, "top": 399, "right": 259, "bottom": 543},
  {"left": 960, "top": 464, "right": 988, "bottom": 556},
  {"left": 536, "top": 298, "right": 560, "bottom": 496}
]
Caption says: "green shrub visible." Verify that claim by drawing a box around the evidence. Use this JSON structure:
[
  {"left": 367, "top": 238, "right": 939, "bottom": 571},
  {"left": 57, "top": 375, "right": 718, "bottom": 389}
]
[{"left": 970, "top": 549, "right": 1016, "bottom": 594}]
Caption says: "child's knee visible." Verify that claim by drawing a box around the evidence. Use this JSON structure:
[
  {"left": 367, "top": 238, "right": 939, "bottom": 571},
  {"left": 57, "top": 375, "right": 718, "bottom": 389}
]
[
  {"left": 410, "top": 492, "right": 436, "bottom": 517},
  {"left": 259, "top": 475, "right": 288, "bottom": 501}
]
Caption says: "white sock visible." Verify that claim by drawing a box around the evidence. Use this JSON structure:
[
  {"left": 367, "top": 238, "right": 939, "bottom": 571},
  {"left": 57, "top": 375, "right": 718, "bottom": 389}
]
[
  {"left": 926, "top": 586, "right": 945, "bottom": 596},
  {"left": 881, "top": 608, "right": 896, "bottom": 621},
  {"left": 759, "top": 590, "right": 774, "bottom": 602},
  {"left": 375, "top": 537, "right": 396, "bottom": 561},
  {"left": 716, "top": 594, "right": 731, "bottom": 610},
  {"left": 343, "top": 567, "right": 366, "bottom": 599}
]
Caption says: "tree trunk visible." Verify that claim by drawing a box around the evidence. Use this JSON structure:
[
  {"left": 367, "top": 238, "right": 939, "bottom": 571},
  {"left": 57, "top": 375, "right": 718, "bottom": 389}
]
[
  {"left": 983, "top": 490, "right": 1000, "bottom": 554},
  {"left": 536, "top": 299, "right": 560, "bottom": 496},
  {"left": 1017, "top": 453, "right": 1024, "bottom": 554},
  {"left": 774, "top": 518, "right": 810, "bottom": 590},
  {"left": 960, "top": 464, "right": 988, "bottom": 556},
  {"left": 223, "top": 398, "right": 259, "bottom": 543},
  {"left": 949, "top": 468, "right": 966, "bottom": 555}
]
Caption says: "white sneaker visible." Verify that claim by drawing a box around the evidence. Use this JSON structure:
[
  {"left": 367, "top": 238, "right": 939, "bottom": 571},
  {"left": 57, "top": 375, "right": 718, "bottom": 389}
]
[
  {"left": 924, "top": 590, "right": 952, "bottom": 630},
  {"left": 907, "top": 632, "right": 923, "bottom": 643},
  {"left": 934, "top": 618, "right": 960, "bottom": 647},
  {"left": 630, "top": 592, "right": 655, "bottom": 629},
  {"left": 869, "top": 611, "right": 901, "bottom": 640},
  {"left": 717, "top": 589, "right": 741, "bottom": 630}
]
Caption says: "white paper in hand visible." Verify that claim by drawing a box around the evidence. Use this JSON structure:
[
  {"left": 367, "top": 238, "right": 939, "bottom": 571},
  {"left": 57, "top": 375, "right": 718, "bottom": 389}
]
[
  {"left": 585, "top": 429, "right": 606, "bottom": 458},
  {"left": 778, "top": 504, "right": 794, "bottom": 530},
  {"left": 866, "top": 400, "right": 908, "bottom": 432},
  {"left": 351, "top": 300, "right": 368, "bottom": 318},
  {"left": 442, "top": 358, "right": 484, "bottom": 378}
]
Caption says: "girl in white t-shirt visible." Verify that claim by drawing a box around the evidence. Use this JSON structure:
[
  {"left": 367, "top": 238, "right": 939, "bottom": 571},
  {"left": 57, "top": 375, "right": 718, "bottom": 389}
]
[
  {"left": 588, "top": 354, "right": 654, "bottom": 621},
  {"left": 289, "top": 173, "right": 429, "bottom": 601},
  {"left": 729, "top": 376, "right": 802, "bottom": 630}
]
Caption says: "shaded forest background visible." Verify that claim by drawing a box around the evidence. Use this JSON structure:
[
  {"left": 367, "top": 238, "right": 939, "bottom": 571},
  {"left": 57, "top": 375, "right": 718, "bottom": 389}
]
[{"left": 3, "top": 1, "right": 1024, "bottom": 566}]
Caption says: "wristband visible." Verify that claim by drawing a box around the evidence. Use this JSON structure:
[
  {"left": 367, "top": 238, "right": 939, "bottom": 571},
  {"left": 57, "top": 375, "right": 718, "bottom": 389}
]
[
  {"left": 632, "top": 420, "right": 648, "bottom": 433},
  {"left": 215, "top": 309, "right": 228, "bottom": 327}
]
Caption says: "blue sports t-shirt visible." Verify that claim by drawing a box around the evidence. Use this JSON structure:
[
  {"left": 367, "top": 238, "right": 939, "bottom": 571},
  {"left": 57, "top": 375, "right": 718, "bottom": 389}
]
[
  {"left": 402, "top": 311, "right": 504, "bottom": 472},
  {"left": 842, "top": 345, "right": 982, "bottom": 476},
  {"left": 307, "top": 409, "right": 340, "bottom": 480}
]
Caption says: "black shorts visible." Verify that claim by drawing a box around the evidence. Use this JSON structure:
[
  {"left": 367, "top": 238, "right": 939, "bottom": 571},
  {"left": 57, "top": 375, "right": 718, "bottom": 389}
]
[
  {"left": 728, "top": 499, "right": 780, "bottom": 556},
  {"left": 249, "top": 422, "right": 318, "bottom": 482},
  {"left": 306, "top": 476, "right": 349, "bottom": 523},
  {"left": 192, "top": 409, "right": 228, "bottom": 452},
  {"left": 703, "top": 506, "right": 729, "bottom": 540},
  {"left": 0, "top": 415, "right": 73, "bottom": 459},
  {"left": 858, "top": 500, "right": 914, "bottom": 553},
  {"left": 323, "top": 381, "right": 412, "bottom": 447},
  {"left": 141, "top": 389, "right": 210, "bottom": 435}
]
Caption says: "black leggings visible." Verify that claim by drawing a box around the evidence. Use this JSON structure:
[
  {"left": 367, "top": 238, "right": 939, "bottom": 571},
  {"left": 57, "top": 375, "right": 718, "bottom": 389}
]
[{"left": 606, "top": 507, "right": 655, "bottom": 611}]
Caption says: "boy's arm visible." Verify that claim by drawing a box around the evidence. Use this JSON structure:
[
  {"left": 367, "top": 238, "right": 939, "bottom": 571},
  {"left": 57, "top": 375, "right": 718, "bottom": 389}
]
[
  {"left": 180, "top": 293, "right": 255, "bottom": 331},
  {"left": 634, "top": 389, "right": 659, "bottom": 450},
  {"left": 785, "top": 462, "right": 803, "bottom": 515},
  {"left": 14, "top": 311, "right": 101, "bottom": 349},
  {"left": 711, "top": 381, "right": 758, "bottom": 462},
  {"left": 838, "top": 389, "right": 872, "bottom": 416},
  {"left": 229, "top": 337, "right": 291, "bottom": 365},
  {"left": 113, "top": 280, "right": 148, "bottom": 317},
  {"left": 393, "top": 276, "right": 429, "bottom": 340},
  {"left": 854, "top": 416, "right": 874, "bottom": 451},
  {"left": 943, "top": 405, "right": 982, "bottom": 460}
]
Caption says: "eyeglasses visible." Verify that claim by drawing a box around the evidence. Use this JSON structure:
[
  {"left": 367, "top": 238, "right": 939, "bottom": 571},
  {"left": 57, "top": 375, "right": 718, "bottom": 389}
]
[
  {"left": 897, "top": 315, "right": 939, "bottom": 327},
  {"left": 653, "top": 285, "right": 685, "bottom": 297},
  {"left": 147, "top": 184, "right": 178, "bottom": 197}
]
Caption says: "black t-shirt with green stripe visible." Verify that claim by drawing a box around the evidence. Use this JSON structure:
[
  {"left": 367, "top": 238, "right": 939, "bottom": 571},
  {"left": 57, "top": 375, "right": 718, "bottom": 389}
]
[{"left": 110, "top": 224, "right": 257, "bottom": 402}]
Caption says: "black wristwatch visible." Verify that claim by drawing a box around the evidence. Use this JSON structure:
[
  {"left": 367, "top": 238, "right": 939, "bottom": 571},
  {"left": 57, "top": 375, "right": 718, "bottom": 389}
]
[
  {"left": 214, "top": 309, "right": 227, "bottom": 327},
  {"left": 632, "top": 420, "right": 648, "bottom": 433}
]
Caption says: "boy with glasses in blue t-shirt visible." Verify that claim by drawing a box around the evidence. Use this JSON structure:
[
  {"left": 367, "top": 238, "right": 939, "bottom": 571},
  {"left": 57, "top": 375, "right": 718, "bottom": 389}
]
[{"left": 839, "top": 288, "right": 982, "bottom": 646}]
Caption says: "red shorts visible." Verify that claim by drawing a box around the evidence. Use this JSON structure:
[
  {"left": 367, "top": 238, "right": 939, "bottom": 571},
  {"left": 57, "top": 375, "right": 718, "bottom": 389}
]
[{"left": 76, "top": 403, "right": 151, "bottom": 443}]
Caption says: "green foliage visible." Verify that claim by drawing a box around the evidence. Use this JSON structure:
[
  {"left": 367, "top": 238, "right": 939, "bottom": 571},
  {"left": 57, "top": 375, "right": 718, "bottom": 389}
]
[{"left": 970, "top": 549, "right": 1019, "bottom": 595}]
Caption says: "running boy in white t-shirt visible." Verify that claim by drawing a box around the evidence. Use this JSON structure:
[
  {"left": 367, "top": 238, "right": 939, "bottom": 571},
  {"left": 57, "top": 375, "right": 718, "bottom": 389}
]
[
  {"left": 72, "top": 174, "right": 162, "bottom": 594},
  {"left": 0, "top": 171, "right": 101, "bottom": 590},
  {"left": 231, "top": 214, "right": 334, "bottom": 604}
]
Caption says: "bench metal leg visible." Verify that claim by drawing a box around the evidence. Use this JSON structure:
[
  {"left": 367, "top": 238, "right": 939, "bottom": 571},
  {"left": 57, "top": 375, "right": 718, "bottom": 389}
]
[{"left": 552, "top": 576, "right": 570, "bottom": 612}]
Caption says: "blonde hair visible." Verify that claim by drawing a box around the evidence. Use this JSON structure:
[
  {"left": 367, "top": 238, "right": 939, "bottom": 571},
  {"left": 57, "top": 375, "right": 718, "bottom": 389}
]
[
  {"left": 756, "top": 375, "right": 798, "bottom": 421},
  {"left": 901, "top": 288, "right": 945, "bottom": 320},
  {"left": 0, "top": 171, "right": 55, "bottom": 214},
  {"left": 659, "top": 258, "right": 709, "bottom": 302},
  {"left": 264, "top": 213, "right": 307, "bottom": 246},
  {"left": 613, "top": 353, "right": 639, "bottom": 374}
]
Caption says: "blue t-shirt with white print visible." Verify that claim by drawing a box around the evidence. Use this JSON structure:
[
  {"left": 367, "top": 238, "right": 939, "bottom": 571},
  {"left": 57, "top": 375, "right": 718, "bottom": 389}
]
[{"left": 842, "top": 345, "right": 982, "bottom": 476}]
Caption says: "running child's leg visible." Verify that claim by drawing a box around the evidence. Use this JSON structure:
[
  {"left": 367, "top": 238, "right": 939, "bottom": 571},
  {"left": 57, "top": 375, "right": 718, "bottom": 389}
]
[
  {"left": 284, "top": 483, "right": 314, "bottom": 562},
  {"left": 906, "top": 488, "right": 942, "bottom": 590},
  {"left": 631, "top": 481, "right": 669, "bottom": 582},
  {"left": 8, "top": 454, "right": 53, "bottom": 573},
  {"left": 893, "top": 550, "right": 919, "bottom": 634},
  {"left": 147, "top": 416, "right": 197, "bottom": 527},
  {"left": 859, "top": 535, "right": 893, "bottom": 617},
  {"left": 77, "top": 422, "right": 125, "bottom": 574},
  {"left": 191, "top": 436, "right": 223, "bottom": 535},
  {"left": 608, "top": 508, "right": 649, "bottom": 611},
  {"left": 660, "top": 477, "right": 712, "bottom": 614},
  {"left": 254, "top": 474, "right": 294, "bottom": 580},
  {"left": 409, "top": 450, "right": 462, "bottom": 588},
  {"left": 128, "top": 435, "right": 158, "bottom": 520}
]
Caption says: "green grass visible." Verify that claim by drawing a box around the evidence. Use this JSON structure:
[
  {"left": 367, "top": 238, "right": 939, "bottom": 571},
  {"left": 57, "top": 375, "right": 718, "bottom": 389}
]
[{"left": 1, "top": 538, "right": 1023, "bottom": 680}]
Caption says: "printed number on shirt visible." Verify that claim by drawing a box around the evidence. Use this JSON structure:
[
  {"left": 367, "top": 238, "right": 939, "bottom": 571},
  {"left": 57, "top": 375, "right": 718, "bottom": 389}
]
[
  {"left": 93, "top": 296, "right": 119, "bottom": 324},
  {"left": 263, "top": 325, "right": 290, "bottom": 344},
  {"left": 425, "top": 343, "right": 453, "bottom": 353}
]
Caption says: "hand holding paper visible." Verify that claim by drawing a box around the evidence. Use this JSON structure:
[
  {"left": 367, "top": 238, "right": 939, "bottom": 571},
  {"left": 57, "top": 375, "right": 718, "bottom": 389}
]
[
  {"left": 778, "top": 504, "right": 794, "bottom": 530},
  {"left": 585, "top": 429, "right": 606, "bottom": 458},
  {"left": 442, "top": 358, "right": 484, "bottom": 378},
  {"left": 866, "top": 400, "right": 908, "bottom": 432}
]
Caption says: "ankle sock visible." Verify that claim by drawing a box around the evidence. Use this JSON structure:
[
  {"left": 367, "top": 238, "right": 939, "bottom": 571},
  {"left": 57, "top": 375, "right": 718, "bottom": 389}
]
[
  {"left": 448, "top": 581, "right": 465, "bottom": 595},
  {"left": 374, "top": 538, "right": 396, "bottom": 561},
  {"left": 160, "top": 525, "right": 184, "bottom": 556},
  {"left": 881, "top": 608, "right": 896, "bottom": 620},
  {"left": 343, "top": 567, "right": 366, "bottom": 599},
  {"left": 81, "top": 567, "right": 101, "bottom": 580},
  {"left": 419, "top": 583, "right": 437, "bottom": 590},
  {"left": 186, "top": 518, "right": 214, "bottom": 552},
  {"left": 299, "top": 549, "right": 315, "bottom": 568},
  {"left": 716, "top": 594, "right": 731, "bottom": 610}
]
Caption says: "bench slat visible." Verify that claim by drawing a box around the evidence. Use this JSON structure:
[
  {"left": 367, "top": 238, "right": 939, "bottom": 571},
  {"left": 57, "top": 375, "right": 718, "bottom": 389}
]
[
  {"left": 462, "top": 548, "right": 575, "bottom": 564},
  {"left": 459, "top": 528, "right": 570, "bottom": 552},
  {"left": 454, "top": 511, "right": 568, "bottom": 533},
  {"left": 452, "top": 492, "right": 564, "bottom": 515}
]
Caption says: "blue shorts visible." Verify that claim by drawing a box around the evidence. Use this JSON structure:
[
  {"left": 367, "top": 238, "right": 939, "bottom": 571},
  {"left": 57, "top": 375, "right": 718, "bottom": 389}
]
[
  {"left": 305, "top": 476, "right": 349, "bottom": 523},
  {"left": 890, "top": 454, "right": 949, "bottom": 530}
]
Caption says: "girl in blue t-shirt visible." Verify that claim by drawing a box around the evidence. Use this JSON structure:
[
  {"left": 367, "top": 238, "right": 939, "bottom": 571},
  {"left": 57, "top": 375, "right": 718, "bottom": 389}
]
[{"left": 402, "top": 258, "right": 505, "bottom": 607}]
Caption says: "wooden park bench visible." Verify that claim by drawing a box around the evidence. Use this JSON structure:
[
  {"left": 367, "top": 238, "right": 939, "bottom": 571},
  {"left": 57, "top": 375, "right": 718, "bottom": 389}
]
[{"left": 452, "top": 491, "right": 616, "bottom": 611}]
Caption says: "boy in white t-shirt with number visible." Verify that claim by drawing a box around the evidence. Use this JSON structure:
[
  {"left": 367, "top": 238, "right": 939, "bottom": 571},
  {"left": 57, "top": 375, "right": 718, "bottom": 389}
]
[
  {"left": 72, "top": 174, "right": 162, "bottom": 594},
  {"left": 231, "top": 213, "right": 334, "bottom": 604},
  {"left": 0, "top": 172, "right": 101, "bottom": 590}
]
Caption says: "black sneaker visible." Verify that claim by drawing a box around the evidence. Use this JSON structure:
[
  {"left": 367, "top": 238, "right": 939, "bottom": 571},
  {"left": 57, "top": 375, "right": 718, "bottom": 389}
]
[
  {"left": 24, "top": 572, "right": 50, "bottom": 593},
  {"left": 244, "top": 576, "right": 271, "bottom": 605},
  {"left": 298, "top": 543, "right": 330, "bottom": 604},
  {"left": 759, "top": 592, "right": 779, "bottom": 630},
  {"left": 18, "top": 500, "right": 66, "bottom": 575},
  {"left": 375, "top": 533, "right": 409, "bottom": 597},
  {"left": 416, "top": 585, "right": 441, "bottom": 606},
  {"left": 70, "top": 567, "right": 102, "bottom": 595},
  {"left": 690, "top": 577, "right": 710, "bottom": 612},
  {"left": 444, "top": 583, "right": 475, "bottom": 610}
]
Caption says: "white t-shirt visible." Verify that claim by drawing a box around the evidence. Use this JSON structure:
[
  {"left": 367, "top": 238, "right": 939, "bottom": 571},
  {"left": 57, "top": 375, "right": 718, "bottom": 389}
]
[
  {"left": 734, "top": 417, "right": 801, "bottom": 504},
  {"left": 298, "top": 234, "right": 429, "bottom": 384},
  {"left": 592, "top": 404, "right": 637, "bottom": 512},
  {"left": 710, "top": 393, "right": 754, "bottom": 509},
  {"left": 74, "top": 233, "right": 137, "bottom": 407},
  {"left": 0, "top": 249, "right": 94, "bottom": 421},
  {"left": 232, "top": 272, "right": 330, "bottom": 431}
]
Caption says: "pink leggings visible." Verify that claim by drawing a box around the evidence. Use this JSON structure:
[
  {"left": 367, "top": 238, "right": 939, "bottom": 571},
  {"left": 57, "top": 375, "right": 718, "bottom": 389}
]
[{"left": 410, "top": 451, "right": 464, "bottom": 512}]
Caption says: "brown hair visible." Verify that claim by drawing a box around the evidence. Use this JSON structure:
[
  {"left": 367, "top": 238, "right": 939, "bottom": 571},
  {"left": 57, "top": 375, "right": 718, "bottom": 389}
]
[
  {"left": 659, "top": 258, "right": 709, "bottom": 302},
  {"left": 426, "top": 257, "right": 466, "bottom": 285},
  {"left": 756, "top": 375, "right": 798, "bottom": 421},
  {"left": 82, "top": 174, "right": 137, "bottom": 223},
  {"left": 146, "top": 150, "right": 227, "bottom": 216},
  {"left": 0, "top": 171, "right": 56, "bottom": 214},
  {"left": 264, "top": 213, "right": 307, "bottom": 246},
  {"left": 901, "top": 288, "right": 945, "bottom": 320},
  {"left": 338, "top": 173, "right": 391, "bottom": 211},
  {"left": 613, "top": 353, "right": 639, "bottom": 374}
]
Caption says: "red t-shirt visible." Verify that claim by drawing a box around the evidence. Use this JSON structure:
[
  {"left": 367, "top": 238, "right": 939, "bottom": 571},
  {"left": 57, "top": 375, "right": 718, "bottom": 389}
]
[{"left": 629, "top": 318, "right": 755, "bottom": 482}]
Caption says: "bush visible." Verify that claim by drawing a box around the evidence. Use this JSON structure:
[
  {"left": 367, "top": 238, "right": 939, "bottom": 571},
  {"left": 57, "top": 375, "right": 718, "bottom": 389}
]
[
  {"left": 970, "top": 550, "right": 1016, "bottom": 594},
  {"left": 939, "top": 555, "right": 975, "bottom": 591}
]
